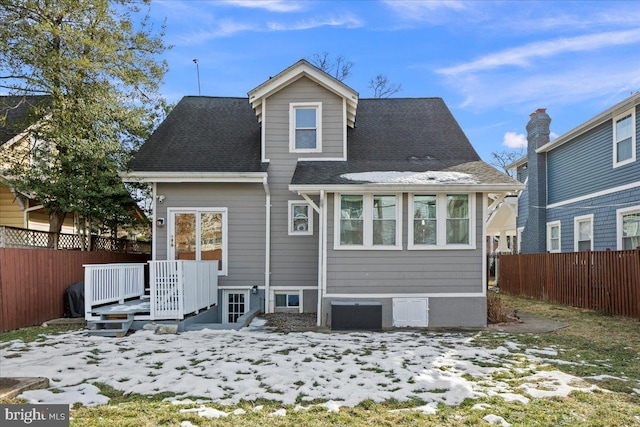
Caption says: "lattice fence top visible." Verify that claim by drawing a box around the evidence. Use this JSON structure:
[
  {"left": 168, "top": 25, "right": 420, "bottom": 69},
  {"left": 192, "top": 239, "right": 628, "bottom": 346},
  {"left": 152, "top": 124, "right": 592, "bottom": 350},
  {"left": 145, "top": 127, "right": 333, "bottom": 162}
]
[{"left": 0, "top": 226, "right": 150, "bottom": 253}]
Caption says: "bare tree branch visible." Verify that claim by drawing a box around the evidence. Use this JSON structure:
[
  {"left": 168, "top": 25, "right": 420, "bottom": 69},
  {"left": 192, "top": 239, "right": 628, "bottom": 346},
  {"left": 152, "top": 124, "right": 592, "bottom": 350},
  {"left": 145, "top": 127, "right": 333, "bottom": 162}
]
[{"left": 369, "top": 74, "right": 402, "bottom": 98}]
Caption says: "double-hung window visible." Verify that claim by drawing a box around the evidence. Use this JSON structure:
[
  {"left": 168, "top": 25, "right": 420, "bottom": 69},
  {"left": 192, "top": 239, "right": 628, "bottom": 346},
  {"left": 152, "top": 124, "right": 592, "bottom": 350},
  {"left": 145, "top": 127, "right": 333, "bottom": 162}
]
[
  {"left": 290, "top": 102, "right": 321, "bottom": 152},
  {"left": 409, "top": 193, "right": 475, "bottom": 249},
  {"left": 613, "top": 109, "right": 636, "bottom": 167},
  {"left": 617, "top": 205, "right": 640, "bottom": 250},
  {"left": 547, "top": 221, "right": 561, "bottom": 253},
  {"left": 574, "top": 214, "right": 593, "bottom": 252},
  {"left": 336, "top": 194, "right": 401, "bottom": 249},
  {"left": 288, "top": 201, "right": 313, "bottom": 235}
]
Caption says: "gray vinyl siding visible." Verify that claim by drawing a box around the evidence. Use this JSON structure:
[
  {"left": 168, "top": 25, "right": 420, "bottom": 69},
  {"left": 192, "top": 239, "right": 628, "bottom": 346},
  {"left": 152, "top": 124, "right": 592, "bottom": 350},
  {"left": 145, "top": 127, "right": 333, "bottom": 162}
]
[
  {"left": 325, "top": 192, "right": 484, "bottom": 294},
  {"left": 154, "top": 182, "right": 266, "bottom": 288},
  {"left": 263, "top": 76, "right": 342, "bottom": 289},
  {"left": 516, "top": 186, "right": 529, "bottom": 230},
  {"left": 516, "top": 165, "right": 528, "bottom": 184},
  {"left": 547, "top": 105, "right": 640, "bottom": 205},
  {"left": 546, "top": 187, "right": 640, "bottom": 252},
  {"left": 265, "top": 76, "right": 345, "bottom": 160}
]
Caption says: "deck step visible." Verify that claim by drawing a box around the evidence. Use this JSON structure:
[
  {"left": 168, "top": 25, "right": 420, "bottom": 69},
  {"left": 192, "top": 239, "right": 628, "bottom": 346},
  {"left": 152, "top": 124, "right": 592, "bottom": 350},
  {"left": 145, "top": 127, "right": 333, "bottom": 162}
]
[{"left": 87, "top": 314, "right": 134, "bottom": 338}]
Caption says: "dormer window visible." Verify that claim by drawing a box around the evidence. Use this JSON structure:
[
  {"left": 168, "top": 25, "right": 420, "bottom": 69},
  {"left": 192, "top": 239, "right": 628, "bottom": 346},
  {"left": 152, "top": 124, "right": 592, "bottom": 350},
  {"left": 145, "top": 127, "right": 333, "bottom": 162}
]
[
  {"left": 613, "top": 108, "right": 636, "bottom": 167},
  {"left": 290, "top": 102, "right": 321, "bottom": 153}
]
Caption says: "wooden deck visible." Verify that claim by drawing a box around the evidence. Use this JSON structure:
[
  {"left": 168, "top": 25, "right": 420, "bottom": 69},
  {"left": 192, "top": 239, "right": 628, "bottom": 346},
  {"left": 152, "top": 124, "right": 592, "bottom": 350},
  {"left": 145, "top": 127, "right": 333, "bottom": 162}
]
[{"left": 91, "top": 298, "right": 151, "bottom": 316}]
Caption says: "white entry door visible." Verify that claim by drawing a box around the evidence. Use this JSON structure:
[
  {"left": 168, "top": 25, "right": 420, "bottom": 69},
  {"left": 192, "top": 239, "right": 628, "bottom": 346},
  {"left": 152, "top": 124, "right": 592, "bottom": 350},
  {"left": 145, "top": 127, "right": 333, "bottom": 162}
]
[
  {"left": 222, "top": 290, "right": 250, "bottom": 324},
  {"left": 168, "top": 208, "right": 227, "bottom": 275}
]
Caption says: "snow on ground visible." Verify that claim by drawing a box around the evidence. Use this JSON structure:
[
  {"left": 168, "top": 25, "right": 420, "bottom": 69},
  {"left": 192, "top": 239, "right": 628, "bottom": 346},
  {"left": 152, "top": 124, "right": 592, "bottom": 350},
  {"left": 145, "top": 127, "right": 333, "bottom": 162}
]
[{"left": 0, "top": 328, "right": 599, "bottom": 410}]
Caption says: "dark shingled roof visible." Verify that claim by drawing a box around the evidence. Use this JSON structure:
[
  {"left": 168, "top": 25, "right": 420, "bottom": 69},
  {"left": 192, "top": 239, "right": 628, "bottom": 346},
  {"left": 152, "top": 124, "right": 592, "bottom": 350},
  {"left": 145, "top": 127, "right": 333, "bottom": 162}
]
[
  {"left": 0, "top": 96, "right": 50, "bottom": 146},
  {"left": 128, "top": 96, "right": 265, "bottom": 172},
  {"left": 292, "top": 98, "right": 516, "bottom": 186},
  {"left": 129, "top": 95, "right": 516, "bottom": 187}
]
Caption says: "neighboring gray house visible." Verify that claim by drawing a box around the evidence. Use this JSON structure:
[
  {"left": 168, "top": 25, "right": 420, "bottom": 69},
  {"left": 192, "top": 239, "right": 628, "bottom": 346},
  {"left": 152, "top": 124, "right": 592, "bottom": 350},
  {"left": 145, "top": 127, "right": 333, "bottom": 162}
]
[
  {"left": 513, "top": 93, "right": 640, "bottom": 254},
  {"left": 123, "top": 60, "right": 521, "bottom": 328}
]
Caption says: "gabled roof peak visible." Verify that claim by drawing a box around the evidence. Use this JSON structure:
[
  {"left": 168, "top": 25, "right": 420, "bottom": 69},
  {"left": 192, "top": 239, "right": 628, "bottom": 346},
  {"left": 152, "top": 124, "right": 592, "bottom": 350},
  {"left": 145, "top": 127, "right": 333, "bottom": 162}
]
[{"left": 247, "top": 59, "right": 359, "bottom": 127}]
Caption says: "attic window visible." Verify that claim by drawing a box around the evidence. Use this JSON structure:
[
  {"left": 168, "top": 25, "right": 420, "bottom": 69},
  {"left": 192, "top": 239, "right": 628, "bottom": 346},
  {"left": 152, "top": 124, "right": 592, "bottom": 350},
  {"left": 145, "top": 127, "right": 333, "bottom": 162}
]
[{"left": 290, "top": 102, "right": 321, "bottom": 153}]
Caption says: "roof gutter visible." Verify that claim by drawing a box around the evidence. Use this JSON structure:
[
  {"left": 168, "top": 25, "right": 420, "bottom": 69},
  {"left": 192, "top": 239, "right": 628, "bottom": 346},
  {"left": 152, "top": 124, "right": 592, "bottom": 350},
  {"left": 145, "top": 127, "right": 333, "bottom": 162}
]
[{"left": 120, "top": 171, "right": 268, "bottom": 183}]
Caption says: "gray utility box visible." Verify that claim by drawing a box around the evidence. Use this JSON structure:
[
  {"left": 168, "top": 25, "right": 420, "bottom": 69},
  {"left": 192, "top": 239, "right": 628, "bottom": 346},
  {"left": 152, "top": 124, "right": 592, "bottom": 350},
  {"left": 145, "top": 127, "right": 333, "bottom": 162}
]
[{"left": 331, "top": 301, "right": 382, "bottom": 331}]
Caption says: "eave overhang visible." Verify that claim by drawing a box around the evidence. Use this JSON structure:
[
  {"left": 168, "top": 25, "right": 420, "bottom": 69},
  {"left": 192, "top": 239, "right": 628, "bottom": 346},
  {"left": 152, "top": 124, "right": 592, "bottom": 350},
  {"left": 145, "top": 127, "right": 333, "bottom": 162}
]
[
  {"left": 248, "top": 59, "right": 358, "bottom": 127},
  {"left": 120, "top": 171, "right": 268, "bottom": 183}
]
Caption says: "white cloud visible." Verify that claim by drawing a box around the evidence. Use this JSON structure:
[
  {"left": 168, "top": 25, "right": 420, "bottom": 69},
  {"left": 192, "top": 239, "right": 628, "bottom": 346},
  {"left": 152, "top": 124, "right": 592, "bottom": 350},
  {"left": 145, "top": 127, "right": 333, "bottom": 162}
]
[
  {"left": 222, "top": 0, "right": 303, "bottom": 13},
  {"left": 445, "top": 58, "right": 640, "bottom": 111},
  {"left": 383, "top": 0, "right": 466, "bottom": 19},
  {"left": 267, "top": 15, "right": 362, "bottom": 31},
  {"left": 438, "top": 29, "right": 640, "bottom": 77},
  {"left": 503, "top": 132, "right": 527, "bottom": 149}
]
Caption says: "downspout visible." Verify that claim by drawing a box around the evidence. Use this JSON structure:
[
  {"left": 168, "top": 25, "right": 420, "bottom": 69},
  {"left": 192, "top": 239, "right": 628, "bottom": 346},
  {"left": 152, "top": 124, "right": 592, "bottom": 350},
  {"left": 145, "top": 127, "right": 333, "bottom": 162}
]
[
  {"left": 263, "top": 176, "right": 271, "bottom": 313},
  {"left": 298, "top": 192, "right": 323, "bottom": 327},
  {"left": 316, "top": 191, "right": 325, "bottom": 327},
  {"left": 152, "top": 182, "right": 157, "bottom": 261},
  {"left": 23, "top": 204, "right": 44, "bottom": 229}
]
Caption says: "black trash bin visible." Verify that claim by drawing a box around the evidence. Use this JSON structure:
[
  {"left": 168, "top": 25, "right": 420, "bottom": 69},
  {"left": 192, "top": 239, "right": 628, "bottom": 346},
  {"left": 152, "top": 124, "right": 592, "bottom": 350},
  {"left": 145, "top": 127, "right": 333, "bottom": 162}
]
[{"left": 64, "top": 281, "right": 85, "bottom": 318}]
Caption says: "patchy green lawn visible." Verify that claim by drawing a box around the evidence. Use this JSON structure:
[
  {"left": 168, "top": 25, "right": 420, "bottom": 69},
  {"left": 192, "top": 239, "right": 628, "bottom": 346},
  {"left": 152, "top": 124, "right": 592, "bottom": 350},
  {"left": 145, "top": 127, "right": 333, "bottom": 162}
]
[{"left": 1, "top": 295, "right": 640, "bottom": 426}]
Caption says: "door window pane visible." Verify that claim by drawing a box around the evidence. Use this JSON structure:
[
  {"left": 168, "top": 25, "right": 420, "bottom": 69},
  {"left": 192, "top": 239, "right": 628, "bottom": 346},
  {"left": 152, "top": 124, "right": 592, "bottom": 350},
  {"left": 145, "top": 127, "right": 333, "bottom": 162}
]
[
  {"left": 175, "top": 213, "right": 196, "bottom": 260},
  {"left": 200, "top": 212, "right": 223, "bottom": 270},
  {"left": 373, "top": 195, "right": 396, "bottom": 245}
]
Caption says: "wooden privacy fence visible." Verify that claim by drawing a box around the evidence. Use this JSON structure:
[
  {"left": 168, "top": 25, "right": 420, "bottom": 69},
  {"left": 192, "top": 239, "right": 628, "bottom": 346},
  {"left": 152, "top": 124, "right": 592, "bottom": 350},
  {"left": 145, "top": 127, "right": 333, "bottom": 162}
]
[
  {"left": 0, "top": 248, "right": 150, "bottom": 332},
  {"left": 499, "top": 250, "right": 640, "bottom": 318}
]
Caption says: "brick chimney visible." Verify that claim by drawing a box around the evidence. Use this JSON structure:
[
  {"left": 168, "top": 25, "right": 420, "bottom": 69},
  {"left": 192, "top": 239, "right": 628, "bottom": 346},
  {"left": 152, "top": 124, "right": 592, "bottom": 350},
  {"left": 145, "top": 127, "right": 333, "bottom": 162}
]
[{"left": 521, "top": 108, "right": 551, "bottom": 254}]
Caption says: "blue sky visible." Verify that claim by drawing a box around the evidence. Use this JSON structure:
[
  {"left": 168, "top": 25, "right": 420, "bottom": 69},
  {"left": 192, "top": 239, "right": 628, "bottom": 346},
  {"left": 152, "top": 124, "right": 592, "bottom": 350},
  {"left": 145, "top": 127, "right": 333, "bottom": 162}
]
[{"left": 148, "top": 0, "right": 640, "bottom": 163}]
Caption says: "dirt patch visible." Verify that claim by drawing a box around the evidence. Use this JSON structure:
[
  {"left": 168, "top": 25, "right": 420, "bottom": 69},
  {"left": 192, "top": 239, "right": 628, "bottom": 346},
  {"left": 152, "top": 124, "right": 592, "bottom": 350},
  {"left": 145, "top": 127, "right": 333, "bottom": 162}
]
[
  {"left": 0, "top": 377, "right": 49, "bottom": 400},
  {"left": 262, "top": 313, "right": 318, "bottom": 330}
]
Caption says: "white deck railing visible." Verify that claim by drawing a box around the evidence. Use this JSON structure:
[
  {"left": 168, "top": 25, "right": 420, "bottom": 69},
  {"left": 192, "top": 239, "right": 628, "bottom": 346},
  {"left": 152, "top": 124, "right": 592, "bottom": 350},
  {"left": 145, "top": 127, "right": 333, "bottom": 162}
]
[
  {"left": 85, "top": 261, "right": 218, "bottom": 321},
  {"left": 84, "top": 263, "right": 146, "bottom": 318}
]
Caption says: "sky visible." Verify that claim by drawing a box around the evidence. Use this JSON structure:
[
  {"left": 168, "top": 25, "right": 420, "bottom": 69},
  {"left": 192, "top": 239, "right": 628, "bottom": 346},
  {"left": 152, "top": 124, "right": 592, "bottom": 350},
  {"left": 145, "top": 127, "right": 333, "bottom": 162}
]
[{"left": 145, "top": 0, "right": 640, "bottom": 164}]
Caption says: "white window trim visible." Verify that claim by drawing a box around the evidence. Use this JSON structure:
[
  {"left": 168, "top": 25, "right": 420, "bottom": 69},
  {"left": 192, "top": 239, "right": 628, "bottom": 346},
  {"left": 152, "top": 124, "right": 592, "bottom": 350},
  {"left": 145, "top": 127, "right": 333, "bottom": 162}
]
[
  {"left": 573, "top": 214, "right": 594, "bottom": 252},
  {"left": 546, "top": 220, "right": 561, "bottom": 253},
  {"left": 273, "top": 290, "right": 303, "bottom": 313},
  {"left": 289, "top": 102, "right": 322, "bottom": 153},
  {"left": 616, "top": 204, "right": 640, "bottom": 250},
  {"left": 222, "top": 289, "right": 250, "bottom": 324},
  {"left": 288, "top": 200, "right": 313, "bottom": 235},
  {"left": 408, "top": 193, "right": 476, "bottom": 250},
  {"left": 516, "top": 227, "right": 524, "bottom": 254},
  {"left": 613, "top": 108, "right": 636, "bottom": 168},
  {"left": 167, "top": 207, "right": 228, "bottom": 276},
  {"left": 333, "top": 193, "right": 402, "bottom": 250}
]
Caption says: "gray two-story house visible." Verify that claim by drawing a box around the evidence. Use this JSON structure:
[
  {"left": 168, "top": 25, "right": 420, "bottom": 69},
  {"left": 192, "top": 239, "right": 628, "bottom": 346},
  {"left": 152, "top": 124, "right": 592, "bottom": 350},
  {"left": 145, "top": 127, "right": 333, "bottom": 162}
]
[
  {"left": 123, "top": 59, "right": 521, "bottom": 328},
  {"left": 514, "top": 93, "right": 640, "bottom": 254}
]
